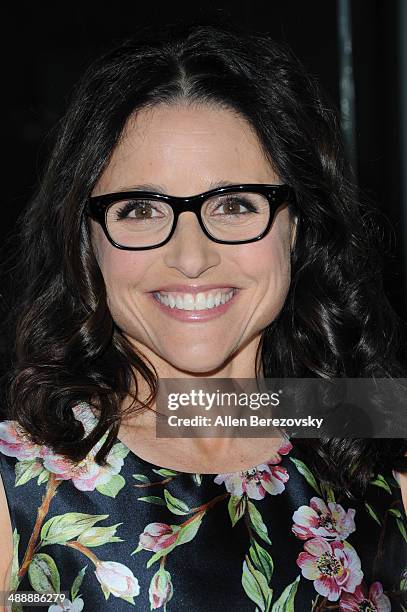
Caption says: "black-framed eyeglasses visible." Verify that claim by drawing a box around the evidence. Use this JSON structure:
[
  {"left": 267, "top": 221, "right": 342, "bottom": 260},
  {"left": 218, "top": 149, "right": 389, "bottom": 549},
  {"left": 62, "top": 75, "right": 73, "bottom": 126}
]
[{"left": 85, "top": 183, "right": 296, "bottom": 250}]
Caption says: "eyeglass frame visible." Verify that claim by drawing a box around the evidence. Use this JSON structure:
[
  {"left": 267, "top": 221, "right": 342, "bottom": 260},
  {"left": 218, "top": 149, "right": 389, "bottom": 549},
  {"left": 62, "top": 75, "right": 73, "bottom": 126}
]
[{"left": 85, "top": 183, "right": 296, "bottom": 251}]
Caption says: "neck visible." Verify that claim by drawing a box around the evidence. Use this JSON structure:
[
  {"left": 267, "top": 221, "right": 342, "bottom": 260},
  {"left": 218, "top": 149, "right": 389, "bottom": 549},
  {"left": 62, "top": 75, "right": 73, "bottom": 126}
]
[{"left": 127, "top": 331, "right": 263, "bottom": 380}]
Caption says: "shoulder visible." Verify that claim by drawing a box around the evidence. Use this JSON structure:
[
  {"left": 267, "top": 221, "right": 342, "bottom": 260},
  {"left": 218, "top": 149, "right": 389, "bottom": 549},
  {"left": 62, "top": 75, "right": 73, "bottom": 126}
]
[
  {"left": 0, "top": 454, "right": 14, "bottom": 595},
  {"left": 393, "top": 455, "right": 407, "bottom": 518}
]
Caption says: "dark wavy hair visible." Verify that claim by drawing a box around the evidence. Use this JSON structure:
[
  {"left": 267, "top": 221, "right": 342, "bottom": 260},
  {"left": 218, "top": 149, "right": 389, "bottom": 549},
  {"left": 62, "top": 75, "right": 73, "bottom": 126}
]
[{"left": 2, "top": 22, "right": 407, "bottom": 498}]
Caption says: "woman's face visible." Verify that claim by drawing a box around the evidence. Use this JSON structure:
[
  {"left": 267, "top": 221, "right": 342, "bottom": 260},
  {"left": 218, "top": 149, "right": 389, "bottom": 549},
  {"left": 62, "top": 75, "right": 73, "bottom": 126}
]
[{"left": 90, "top": 103, "right": 296, "bottom": 376}]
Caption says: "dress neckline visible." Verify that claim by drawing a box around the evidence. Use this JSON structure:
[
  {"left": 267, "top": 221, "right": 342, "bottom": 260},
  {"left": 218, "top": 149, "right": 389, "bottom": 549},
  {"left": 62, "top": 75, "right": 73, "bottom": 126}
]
[
  {"left": 72, "top": 402, "right": 293, "bottom": 476},
  {"left": 115, "top": 431, "right": 294, "bottom": 475}
]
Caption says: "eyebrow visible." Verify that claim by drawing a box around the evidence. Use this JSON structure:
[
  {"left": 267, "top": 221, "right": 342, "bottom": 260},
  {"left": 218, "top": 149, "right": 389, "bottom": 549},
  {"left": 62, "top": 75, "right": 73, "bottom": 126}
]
[{"left": 114, "top": 180, "right": 242, "bottom": 195}]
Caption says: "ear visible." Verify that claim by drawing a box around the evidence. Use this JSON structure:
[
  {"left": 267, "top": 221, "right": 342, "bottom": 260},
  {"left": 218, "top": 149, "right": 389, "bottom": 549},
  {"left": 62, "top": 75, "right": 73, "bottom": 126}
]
[{"left": 290, "top": 214, "right": 299, "bottom": 251}]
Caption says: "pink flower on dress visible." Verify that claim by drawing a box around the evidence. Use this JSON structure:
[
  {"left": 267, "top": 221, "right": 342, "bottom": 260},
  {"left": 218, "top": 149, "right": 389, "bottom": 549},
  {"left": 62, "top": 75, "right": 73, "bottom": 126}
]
[
  {"left": 214, "top": 437, "right": 292, "bottom": 500},
  {"left": 214, "top": 463, "right": 289, "bottom": 499},
  {"left": 0, "top": 403, "right": 126, "bottom": 491},
  {"left": 296, "top": 536, "right": 363, "bottom": 601},
  {"left": 267, "top": 437, "right": 293, "bottom": 461},
  {"left": 139, "top": 523, "right": 180, "bottom": 552},
  {"left": 95, "top": 561, "right": 140, "bottom": 600},
  {"left": 292, "top": 497, "right": 356, "bottom": 540},
  {"left": 41, "top": 448, "right": 124, "bottom": 492},
  {"left": 0, "top": 420, "right": 44, "bottom": 460},
  {"left": 339, "top": 581, "right": 391, "bottom": 611},
  {"left": 149, "top": 568, "right": 174, "bottom": 609}
]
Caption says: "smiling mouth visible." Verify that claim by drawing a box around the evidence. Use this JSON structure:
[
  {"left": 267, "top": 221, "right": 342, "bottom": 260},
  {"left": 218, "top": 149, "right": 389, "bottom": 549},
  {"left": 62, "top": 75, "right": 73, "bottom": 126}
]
[{"left": 153, "top": 288, "right": 237, "bottom": 311}]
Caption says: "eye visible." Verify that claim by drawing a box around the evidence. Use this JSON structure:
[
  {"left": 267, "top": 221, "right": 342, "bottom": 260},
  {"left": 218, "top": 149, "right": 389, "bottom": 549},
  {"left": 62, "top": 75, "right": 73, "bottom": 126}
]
[
  {"left": 209, "top": 195, "right": 260, "bottom": 217},
  {"left": 109, "top": 199, "right": 169, "bottom": 222}
]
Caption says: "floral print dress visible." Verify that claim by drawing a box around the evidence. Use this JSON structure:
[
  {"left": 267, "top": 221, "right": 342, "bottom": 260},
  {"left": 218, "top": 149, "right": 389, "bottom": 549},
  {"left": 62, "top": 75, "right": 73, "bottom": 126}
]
[{"left": 0, "top": 402, "right": 406, "bottom": 612}]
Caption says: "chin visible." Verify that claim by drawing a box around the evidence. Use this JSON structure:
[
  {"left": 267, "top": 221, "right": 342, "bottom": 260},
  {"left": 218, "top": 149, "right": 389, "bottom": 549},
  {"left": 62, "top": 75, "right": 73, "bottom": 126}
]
[{"left": 162, "top": 350, "right": 229, "bottom": 376}]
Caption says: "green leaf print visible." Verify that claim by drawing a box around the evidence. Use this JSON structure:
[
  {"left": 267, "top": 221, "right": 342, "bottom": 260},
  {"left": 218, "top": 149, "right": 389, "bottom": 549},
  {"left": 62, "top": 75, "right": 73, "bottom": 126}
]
[
  {"left": 96, "top": 474, "right": 126, "bottom": 498},
  {"left": 271, "top": 574, "right": 300, "bottom": 611},
  {"left": 319, "top": 481, "right": 335, "bottom": 502},
  {"left": 369, "top": 473, "right": 392, "bottom": 494},
  {"left": 71, "top": 565, "right": 87, "bottom": 600},
  {"left": 164, "top": 489, "right": 190, "bottom": 515},
  {"left": 132, "top": 473, "right": 151, "bottom": 483},
  {"left": 389, "top": 508, "right": 404, "bottom": 519},
  {"left": 100, "top": 582, "right": 111, "bottom": 600},
  {"left": 138, "top": 496, "right": 167, "bottom": 506},
  {"left": 289, "top": 458, "right": 322, "bottom": 496},
  {"left": 27, "top": 553, "right": 60, "bottom": 593},
  {"left": 396, "top": 518, "right": 407, "bottom": 544},
  {"left": 110, "top": 442, "right": 131, "bottom": 460},
  {"left": 77, "top": 523, "right": 124, "bottom": 547},
  {"left": 152, "top": 468, "right": 179, "bottom": 477},
  {"left": 242, "top": 555, "right": 273, "bottom": 612},
  {"left": 248, "top": 501, "right": 271, "bottom": 545},
  {"left": 146, "top": 514, "right": 205, "bottom": 569},
  {"left": 40, "top": 513, "right": 109, "bottom": 546},
  {"left": 14, "top": 460, "right": 44, "bottom": 486},
  {"left": 10, "top": 529, "right": 21, "bottom": 591},
  {"left": 400, "top": 570, "right": 407, "bottom": 593},
  {"left": 228, "top": 495, "right": 247, "bottom": 527},
  {"left": 364, "top": 502, "right": 382, "bottom": 526},
  {"left": 176, "top": 513, "right": 204, "bottom": 546},
  {"left": 249, "top": 539, "right": 274, "bottom": 583},
  {"left": 37, "top": 470, "right": 50, "bottom": 485}
]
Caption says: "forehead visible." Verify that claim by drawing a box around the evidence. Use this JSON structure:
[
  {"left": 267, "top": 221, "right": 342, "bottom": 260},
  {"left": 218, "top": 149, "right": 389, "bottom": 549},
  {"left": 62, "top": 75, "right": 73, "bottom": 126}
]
[{"left": 94, "top": 103, "right": 279, "bottom": 196}]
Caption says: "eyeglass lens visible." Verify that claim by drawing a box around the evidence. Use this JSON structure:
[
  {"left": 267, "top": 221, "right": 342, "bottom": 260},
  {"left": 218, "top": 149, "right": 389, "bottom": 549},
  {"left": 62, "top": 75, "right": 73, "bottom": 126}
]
[{"left": 105, "top": 191, "right": 271, "bottom": 247}]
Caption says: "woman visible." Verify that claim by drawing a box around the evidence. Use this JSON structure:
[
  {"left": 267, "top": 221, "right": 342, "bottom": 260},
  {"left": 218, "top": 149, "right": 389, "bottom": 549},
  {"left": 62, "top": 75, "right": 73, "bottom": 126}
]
[{"left": 1, "top": 22, "right": 407, "bottom": 611}]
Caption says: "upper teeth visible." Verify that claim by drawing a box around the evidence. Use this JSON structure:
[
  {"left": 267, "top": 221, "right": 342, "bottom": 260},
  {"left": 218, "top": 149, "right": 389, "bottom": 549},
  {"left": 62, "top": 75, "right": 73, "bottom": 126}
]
[{"left": 154, "top": 289, "right": 235, "bottom": 310}]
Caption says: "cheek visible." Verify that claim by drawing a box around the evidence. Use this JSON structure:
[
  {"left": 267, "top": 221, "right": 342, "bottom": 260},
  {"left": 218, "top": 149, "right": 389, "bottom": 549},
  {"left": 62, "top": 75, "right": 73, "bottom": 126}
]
[
  {"left": 266, "top": 237, "right": 291, "bottom": 287},
  {"left": 100, "top": 252, "right": 152, "bottom": 334},
  {"left": 240, "top": 231, "right": 291, "bottom": 288},
  {"left": 239, "top": 232, "right": 291, "bottom": 322},
  {"left": 94, "top": 239, "right": 152, "bottom": 310},
  {"left": 103, "top": 255, "right": 144, "bottom": 287}
]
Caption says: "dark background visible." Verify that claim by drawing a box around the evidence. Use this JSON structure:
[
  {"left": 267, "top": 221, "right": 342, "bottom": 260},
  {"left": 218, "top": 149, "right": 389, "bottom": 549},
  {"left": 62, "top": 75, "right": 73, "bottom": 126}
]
[{"left": 2, "top": 1, "right": 406, "bottom": 340}]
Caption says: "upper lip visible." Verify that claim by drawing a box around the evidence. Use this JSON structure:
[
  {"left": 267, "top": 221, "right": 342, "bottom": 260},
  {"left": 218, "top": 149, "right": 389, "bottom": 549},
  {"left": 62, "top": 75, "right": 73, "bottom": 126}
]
[{"left": 151, "top": 284, "right": 237, "bottom": 294}]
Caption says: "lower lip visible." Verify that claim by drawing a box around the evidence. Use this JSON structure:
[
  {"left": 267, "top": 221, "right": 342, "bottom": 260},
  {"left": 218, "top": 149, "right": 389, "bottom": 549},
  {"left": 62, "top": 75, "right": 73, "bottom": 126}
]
[{"left": 148, "top": 290, "right": 239, "bottom": 322}]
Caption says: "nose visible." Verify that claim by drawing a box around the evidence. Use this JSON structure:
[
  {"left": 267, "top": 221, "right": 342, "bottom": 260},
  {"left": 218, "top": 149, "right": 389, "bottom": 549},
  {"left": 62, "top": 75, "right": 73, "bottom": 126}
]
[{"left": 162, "top": 211, "right": 221, "bottom": 277}]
